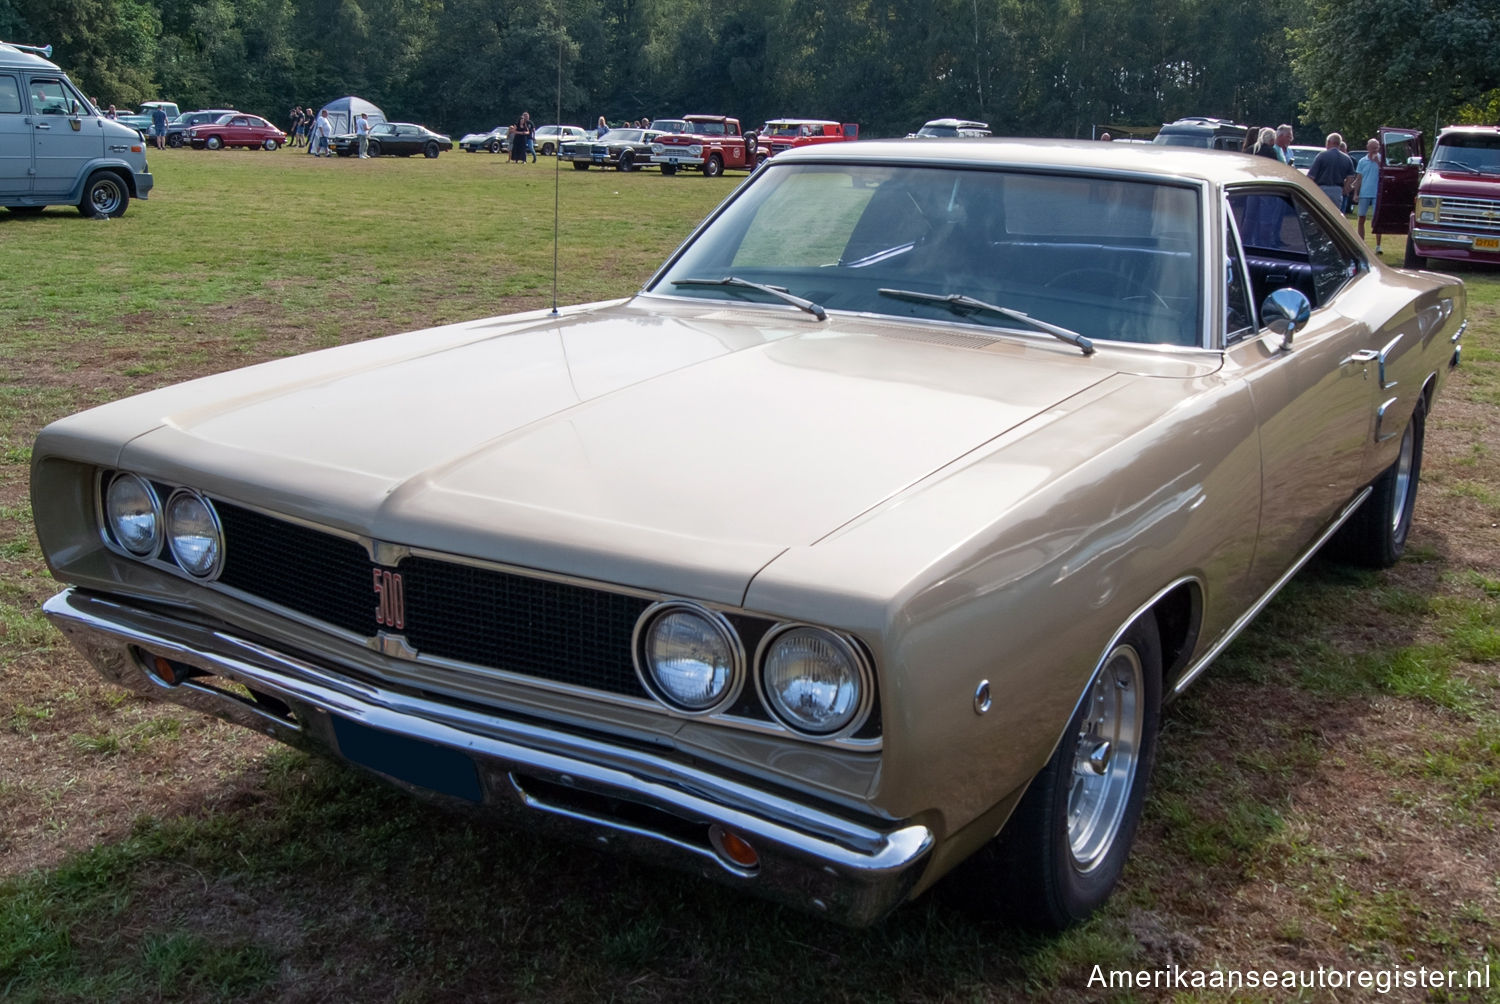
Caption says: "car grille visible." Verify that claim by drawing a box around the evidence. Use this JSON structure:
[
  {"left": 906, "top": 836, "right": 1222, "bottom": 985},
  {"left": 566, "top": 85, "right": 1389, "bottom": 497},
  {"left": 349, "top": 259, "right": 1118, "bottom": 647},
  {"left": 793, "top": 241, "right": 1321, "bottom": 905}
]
[
  {"left": 1438, "top": 197, "right": 1500, "bottom": 233},
  {"left": 214, "top": 502, "right": 652, "bottom": 697}
]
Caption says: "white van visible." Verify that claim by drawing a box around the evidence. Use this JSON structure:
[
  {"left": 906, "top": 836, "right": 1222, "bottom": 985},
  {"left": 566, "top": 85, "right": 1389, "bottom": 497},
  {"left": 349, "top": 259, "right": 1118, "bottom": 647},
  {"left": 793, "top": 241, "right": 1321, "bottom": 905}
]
[{"left": 0, "top": 41, "right": 154, "bottom": 217}]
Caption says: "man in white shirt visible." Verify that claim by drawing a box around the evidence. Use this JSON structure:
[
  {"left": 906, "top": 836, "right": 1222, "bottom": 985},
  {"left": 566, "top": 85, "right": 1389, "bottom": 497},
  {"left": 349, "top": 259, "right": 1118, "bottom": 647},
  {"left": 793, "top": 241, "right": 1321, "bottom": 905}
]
[{"left": 357, "top": 113, "right": 371, "bottom": 158}]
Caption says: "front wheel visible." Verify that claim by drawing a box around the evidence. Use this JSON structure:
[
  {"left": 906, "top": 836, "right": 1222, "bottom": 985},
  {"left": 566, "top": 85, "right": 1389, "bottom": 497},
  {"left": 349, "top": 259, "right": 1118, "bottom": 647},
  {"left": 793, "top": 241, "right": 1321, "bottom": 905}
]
[
  {"left": 541, "top": 143, "right": 554, "bottom": 156},
  {"left": 167, "top": 133, "right": 182, "bottom": 148},
  {"left": 660, "top": 163, "right": 677, "bottom": 176},
  {"left": 204, "top": 135, "right": 223, "bottom": 150},
  {"left": 703, "top": 153, "right": 723, "bottom": 178},
  {"left": 78, "top": 171, "right": 129, "bottom": 219},
  {"left": 1403, "top": 239, "right": 1426, "bottom": 270},
  {"left": 961, "top": 615, "right": 1162, "bottom": 930},
  {"left": 1328, "top": 397, "right": 1425, "bottom": 568},
  {"left": 571, "top": 161, "right": 590, "bottom": 171},
  {"left": 263, "top": 138, "right": 279, "bottom": 151},
  {"left": 617, "top": 151, "right": 634, "bottom": 172},
  {"left": 424, "top": 142, "right": 440, "bottom": 158},
  {"left": 488, "top": 139, "right": 500, "bottom": 154}
]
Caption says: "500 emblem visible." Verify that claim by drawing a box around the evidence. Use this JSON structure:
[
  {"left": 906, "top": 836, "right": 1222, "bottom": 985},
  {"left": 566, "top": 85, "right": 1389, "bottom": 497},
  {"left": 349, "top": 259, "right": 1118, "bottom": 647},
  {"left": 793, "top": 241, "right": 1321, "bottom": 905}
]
[{"left": 373, "top": 569, "right": 405, "bottom": 630}]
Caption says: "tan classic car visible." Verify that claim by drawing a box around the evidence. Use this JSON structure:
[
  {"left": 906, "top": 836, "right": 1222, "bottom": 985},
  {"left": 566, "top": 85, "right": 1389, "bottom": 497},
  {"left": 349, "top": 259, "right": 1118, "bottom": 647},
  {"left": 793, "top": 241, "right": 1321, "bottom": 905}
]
[{"left": 32, "top": 140, "right": 1466, "bottom": 928}]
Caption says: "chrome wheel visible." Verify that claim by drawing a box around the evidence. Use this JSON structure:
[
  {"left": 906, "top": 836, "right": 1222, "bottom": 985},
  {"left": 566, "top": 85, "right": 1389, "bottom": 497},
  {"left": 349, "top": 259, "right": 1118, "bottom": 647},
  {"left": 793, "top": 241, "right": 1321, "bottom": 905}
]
[
  {"left": 1067, "top": 644, "right": 1144, "bottom": 872},
  {"left": 1391, "top": 419, "right": 1415, "bottom": 538}
]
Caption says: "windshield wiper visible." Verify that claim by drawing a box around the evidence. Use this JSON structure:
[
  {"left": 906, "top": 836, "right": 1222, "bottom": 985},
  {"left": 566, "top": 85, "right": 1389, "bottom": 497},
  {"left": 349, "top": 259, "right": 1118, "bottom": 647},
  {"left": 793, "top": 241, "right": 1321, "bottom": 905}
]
[
  {"left": 670, "top": 276, "right": 827, "bottom": 320},
  {"left": 877, "top": 288, "right": 1095, "bottom": 355},
  {"left": 1434, "top": 160, "right": 1479, "bottom": 175}
]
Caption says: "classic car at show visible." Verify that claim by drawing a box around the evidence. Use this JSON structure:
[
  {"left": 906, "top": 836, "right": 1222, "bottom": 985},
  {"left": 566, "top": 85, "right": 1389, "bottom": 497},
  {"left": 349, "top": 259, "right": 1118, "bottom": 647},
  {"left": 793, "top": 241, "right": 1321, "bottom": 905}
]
[
  {"left": 909, "top": 117, "right": 992, "bottom": 138},
  {"left": 532, "top": 124, "right": 589, "bottom": 156},
  {"left": 331, "top": 121, "right": 452, "bottom": 158},
  {"left": 650, "top": 114, "right": 754, "bottom": 176},
  {"left": 166, "top": 108, "right": 237, "bottom": 147},
  {"left": 559, "top": 128, "right": 662, "bottom": 170},
  {"left": 754, "top": 119, "right": 858, "bottom": 164},
  {"left": 1400, "top": 124, "right": 1500, "bottom": 270},
  {"left": 458, "top": 125, "right": 510, "bottom": 153},
  {"left": 33, "top": 140, "right": 1465, "bottom": 929},
  {"left": 186, "top": 112, "right": 286, "bottom": 150}
]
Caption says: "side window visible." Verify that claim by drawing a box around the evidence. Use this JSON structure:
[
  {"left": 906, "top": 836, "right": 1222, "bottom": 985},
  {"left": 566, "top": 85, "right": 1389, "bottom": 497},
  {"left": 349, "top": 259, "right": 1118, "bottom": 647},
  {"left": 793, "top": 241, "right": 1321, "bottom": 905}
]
[
  {"left": 0, "top": 76, "right": 21, "bottom": 115},
  {"left": 28, "top": 78, "right": 74, "bottom": 115},
  {"left": 1228, "top": 188, "right": 1359, "bottom": 310},
  {"left": 1224, "top": 211, "right": 1255, "bottom": 340}
]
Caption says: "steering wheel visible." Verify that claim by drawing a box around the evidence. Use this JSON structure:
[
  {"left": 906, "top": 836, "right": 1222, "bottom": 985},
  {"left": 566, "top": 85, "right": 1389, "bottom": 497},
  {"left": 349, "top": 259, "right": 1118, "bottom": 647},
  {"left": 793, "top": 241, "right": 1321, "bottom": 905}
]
[{"left": 1044, "top": 268, "right": 1170, "bottom": 309}]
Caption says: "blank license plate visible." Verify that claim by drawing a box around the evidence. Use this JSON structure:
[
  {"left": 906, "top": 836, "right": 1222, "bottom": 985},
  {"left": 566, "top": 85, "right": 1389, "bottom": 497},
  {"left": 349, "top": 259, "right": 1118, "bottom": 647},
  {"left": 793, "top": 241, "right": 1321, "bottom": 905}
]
[{"left": 331, "top": 716, "right": 483, "bottom": 802}]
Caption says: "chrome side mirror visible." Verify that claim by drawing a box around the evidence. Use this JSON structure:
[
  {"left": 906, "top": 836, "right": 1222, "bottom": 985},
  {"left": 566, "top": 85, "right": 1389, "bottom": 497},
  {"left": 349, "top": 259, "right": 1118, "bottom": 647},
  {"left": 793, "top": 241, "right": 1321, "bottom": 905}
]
[{"left": 1261, "top": 288, "right": 1311, "bottom": 351}]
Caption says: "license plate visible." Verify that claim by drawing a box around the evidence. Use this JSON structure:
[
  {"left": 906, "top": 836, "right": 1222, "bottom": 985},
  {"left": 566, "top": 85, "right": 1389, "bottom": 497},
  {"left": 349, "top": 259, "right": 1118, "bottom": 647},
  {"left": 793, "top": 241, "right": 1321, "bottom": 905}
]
[
  {"left": 1475, "top": 237, "right": 1499, "bottom": 250},
  {"left": 593, "top": 156, "right": 605, "bottom": 163},
  {"left": 331, "top": 715, "right": 483, "bottom": 802}
]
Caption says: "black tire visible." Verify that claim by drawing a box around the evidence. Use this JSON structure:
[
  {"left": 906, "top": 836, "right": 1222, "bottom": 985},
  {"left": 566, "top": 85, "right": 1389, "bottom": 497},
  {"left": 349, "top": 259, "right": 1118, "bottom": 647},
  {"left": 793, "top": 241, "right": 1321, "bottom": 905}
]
[
  {"left": 541, "top": 143, "right": 554, "bottom": 155},
  {"left": 1327, "top": 397, "right": 1425, "bottom": 568},
  {"left": 1403, "top": 239, "right": 1426, "bottom": 270},
  {"left": 961, "top": 615, "right": 1162, "bottom": 930},
  {"left": 78, "top": 171, "right": 129, "bottom": 219},
  {"left": 424, "top": 142, "right": 440, "bottom": 158},
  {"left": 263, "top": 138, "right": 279, "bottom": 151},
  {"left": 618, "top": 151, "right": 634, "bottom": 172},
  {"left": 756, "top": 152, "right": 770, "bottom": 167},
  {"left": 167, "top": 133, "right": 182, "bottom": 148},
  {"left": 368, "top": 140, "right": 381, "bottom": 158},
  {"left": 488, "top": 139, "right": 500, "bottom": 154},
  {"left": 660, "top": 163, "right": 677, "bottom": 176},
  {"left": 204, "top": 135, "right": 223, "bottom": 150},
  {"left": 572, "top": 161, "right": 590, "bottom": 171},
  {"left": 703, "top": 153, "right": 724, "bottom": 178}
]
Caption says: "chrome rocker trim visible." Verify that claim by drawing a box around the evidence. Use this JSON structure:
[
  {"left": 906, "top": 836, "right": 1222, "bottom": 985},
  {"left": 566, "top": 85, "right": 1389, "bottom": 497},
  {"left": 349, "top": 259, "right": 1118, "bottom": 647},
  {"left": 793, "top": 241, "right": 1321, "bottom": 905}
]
[{"left": 44, "top": 587, "right": 933, "bottom": 926}]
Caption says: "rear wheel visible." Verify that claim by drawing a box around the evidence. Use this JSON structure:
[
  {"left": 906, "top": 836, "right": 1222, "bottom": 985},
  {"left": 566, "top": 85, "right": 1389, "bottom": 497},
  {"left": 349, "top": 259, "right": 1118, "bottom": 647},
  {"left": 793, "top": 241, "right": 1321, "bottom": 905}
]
[
  {"left": 167, "top": 133, "right": 182, "bottom": 148},
  {"left": 1403, "top": 239, "right": 1426, "bottom": 269},
  {"left": 961, "top": 615, "right": 1162, "bottom": 930},
  {"left": 703, "top": 153, "right": 724, "bottom": 178},
  {"left": 541, "top": 142, "right": 555, "bottom": 155},
  {"left": 1328, "top": 397, "right": 1425, "bottom": 568},
  {"left": 424, "top": 141, "right": 440, "bottom": 158},
  {"left": 368, "top": 140, "right": 381, "bottom": 158},
  {"left": 78, "top": 171, "right": 129, "bottom": 219}
]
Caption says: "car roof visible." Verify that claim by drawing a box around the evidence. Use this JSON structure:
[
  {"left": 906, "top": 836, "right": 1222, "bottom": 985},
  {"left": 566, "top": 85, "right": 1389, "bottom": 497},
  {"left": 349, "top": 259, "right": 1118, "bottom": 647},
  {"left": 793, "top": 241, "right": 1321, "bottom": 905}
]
[
  {"left": 923, "top": 118, "right": 989, "bottom": 128},
  {"left": 773, "top": 137, "right": 1310, "bottom": 186},
  {"left": 765, "top": 119, "right": 839, "bottom": 126},
  {"left": 0, "top": 43, "right": 59, "bottom": 70}
]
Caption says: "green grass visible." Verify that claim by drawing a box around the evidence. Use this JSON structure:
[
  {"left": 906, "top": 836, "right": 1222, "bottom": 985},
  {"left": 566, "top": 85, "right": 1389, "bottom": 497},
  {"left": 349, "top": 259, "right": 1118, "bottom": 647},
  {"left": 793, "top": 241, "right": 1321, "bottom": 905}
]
[{"left": 0, "top": 156, "right": 1497, "bottom": 1001}]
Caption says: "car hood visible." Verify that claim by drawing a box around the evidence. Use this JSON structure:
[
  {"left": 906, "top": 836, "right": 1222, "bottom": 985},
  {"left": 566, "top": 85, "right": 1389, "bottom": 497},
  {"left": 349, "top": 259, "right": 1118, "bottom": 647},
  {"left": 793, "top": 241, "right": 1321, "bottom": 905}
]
[
  {"left": 65, "top": 299, "right": 1135, "bottom": 604},
  {"left": 1419, "top": 170, "right": 1500, "bottom": 197}
]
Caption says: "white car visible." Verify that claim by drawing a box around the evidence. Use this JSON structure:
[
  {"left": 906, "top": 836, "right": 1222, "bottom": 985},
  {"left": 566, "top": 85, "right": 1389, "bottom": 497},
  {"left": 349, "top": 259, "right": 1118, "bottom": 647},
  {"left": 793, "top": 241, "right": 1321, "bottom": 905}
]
[{"left": 531, "top": 124, "right": 589, "bottom": 155}]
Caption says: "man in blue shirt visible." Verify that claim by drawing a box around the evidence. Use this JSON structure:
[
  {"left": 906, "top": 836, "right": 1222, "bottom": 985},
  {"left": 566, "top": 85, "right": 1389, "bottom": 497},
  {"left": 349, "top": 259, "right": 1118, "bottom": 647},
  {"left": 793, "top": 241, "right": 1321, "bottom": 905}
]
[
  {"left": 1355, "top": 138, "right": 1384, "bottom": 253},
  {"left": 149, "top": 106, "right": 168, "bottom": 150}
]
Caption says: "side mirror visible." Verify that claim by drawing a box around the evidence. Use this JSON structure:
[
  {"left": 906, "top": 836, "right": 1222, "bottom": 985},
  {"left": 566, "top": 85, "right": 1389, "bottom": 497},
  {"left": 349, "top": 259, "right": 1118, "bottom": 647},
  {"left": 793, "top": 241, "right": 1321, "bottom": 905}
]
[{"left": 1261, "top": 288, "right": 1311, "bottom": 351}]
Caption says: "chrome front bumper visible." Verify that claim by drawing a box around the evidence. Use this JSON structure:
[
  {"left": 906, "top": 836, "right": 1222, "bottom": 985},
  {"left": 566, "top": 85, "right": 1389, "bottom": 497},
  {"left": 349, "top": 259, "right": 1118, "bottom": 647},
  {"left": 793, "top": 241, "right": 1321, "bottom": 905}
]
[{"left": 44, "top": 588, "right": 933, "bottom": 925}]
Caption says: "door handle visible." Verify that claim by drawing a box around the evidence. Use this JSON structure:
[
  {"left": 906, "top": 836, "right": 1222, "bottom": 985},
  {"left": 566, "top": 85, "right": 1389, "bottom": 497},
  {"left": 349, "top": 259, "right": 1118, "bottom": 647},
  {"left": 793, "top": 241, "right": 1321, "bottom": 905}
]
[
  {"left": 1340, "top": 349, "right": 1380, "bottom": 365},
  {"left": 34, "top": 122, "right": 51, "bottom": 130}
]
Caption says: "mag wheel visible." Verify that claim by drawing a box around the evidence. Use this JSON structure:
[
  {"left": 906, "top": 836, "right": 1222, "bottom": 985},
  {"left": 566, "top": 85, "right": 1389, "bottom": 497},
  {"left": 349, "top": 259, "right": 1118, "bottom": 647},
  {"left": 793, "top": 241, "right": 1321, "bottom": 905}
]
[
  {"left": 424, "top": 142, "right": 440, "bottom": 158},
  {"left": 78, "top": 172, "right": 129, "bottom": 218},
  {"left": 1328, "top": 397, "right": 1425, "bottom": 568}
]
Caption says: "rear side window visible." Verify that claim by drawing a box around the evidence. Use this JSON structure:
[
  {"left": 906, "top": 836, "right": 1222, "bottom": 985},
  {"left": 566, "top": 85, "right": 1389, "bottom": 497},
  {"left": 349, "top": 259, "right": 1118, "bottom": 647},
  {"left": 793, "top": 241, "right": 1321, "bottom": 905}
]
[{"left": 0, "top": 76, "right": 21, "bottom": 114}]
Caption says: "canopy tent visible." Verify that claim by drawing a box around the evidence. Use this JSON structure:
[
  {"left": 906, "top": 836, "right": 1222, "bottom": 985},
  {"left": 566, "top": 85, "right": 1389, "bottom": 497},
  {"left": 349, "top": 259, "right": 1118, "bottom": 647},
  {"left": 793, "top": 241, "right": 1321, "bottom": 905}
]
[{"left": 319, "top": 96, "right": 385, "bottom": 135}]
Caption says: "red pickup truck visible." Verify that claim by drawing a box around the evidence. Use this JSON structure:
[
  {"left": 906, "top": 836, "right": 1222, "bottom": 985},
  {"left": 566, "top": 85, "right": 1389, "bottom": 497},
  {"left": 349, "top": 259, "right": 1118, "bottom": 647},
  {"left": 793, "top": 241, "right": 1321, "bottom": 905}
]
[
  {"left": 755, "top": 119, "right": 859, "bottom": 165},
  {"left": 650, "top": 115, "right": 753, "bottom": 177}
]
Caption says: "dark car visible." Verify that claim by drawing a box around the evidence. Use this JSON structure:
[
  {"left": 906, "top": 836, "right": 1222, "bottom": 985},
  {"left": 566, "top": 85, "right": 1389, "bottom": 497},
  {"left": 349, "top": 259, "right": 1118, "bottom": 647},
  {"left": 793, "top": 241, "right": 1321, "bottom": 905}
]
[
  {"left": 166, "top": 109, "right": 237, "bottom": 148},
  {"left": 459, "top": 125, "right": 509, "bottom": 154},
  {"left": 1151, "top": 116, "right": 1248, "bottom": 151},
  {"left": 333, "top": 122, "right": 452, "bottom": 158},
  {"left": 560, "top": 128, "right": 662, "bottom": 171}
]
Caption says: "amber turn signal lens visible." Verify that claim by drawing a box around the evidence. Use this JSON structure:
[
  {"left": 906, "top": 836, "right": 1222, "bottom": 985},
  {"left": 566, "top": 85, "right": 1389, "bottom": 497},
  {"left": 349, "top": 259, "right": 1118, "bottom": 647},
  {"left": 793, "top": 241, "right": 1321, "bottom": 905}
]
[
  {"left": 152, "top": 655, "right": 180, "bottom": 684},
  {"left": 709, "top": 824, "right": 759, "bottom": 869}
]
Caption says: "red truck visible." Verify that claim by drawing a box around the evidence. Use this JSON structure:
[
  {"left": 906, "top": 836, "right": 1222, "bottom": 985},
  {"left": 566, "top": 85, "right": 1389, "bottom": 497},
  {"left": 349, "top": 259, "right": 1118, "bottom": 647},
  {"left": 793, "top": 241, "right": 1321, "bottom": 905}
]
[
  {"left": 1382, "top": 124, "right": 1500, "bottom": 269},
  {"left": 755, "top": 119, "right": 859, "bottom": 166},
  {"left": 649, "top": 115, "right": 753, "bottom": 177}
]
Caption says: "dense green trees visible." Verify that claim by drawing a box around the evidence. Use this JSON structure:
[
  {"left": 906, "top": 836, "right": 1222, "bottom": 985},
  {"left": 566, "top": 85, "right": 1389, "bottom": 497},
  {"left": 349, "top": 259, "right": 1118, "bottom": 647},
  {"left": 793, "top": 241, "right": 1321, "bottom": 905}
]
[{"left": 4, "top": 0, "right": 1492, "bottom": 138}]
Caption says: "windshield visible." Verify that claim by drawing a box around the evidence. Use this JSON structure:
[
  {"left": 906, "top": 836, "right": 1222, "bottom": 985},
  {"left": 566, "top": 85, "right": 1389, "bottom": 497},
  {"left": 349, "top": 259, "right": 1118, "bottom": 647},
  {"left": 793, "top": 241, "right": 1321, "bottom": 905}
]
[
  {"left": 1431, "top": 133, "right": 1500, "bottom": 175},
  {"left": 916, "top": 125, "right": 959, "bottom": 137},
  {"left": 652, "top": 163, "right": 1203, "bottom": 347},
  {"left": 602, "top": 129, "right": 643, "bottom": 143}
]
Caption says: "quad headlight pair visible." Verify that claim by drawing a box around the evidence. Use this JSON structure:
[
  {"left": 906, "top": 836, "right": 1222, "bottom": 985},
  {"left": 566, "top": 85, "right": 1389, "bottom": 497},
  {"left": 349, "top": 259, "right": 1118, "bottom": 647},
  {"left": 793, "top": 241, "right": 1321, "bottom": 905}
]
[
  {"left": 103, "top": 472, "right": 223, "bottom": 578},
  {"left": 635, "top": 602, "right": 871, "bottom": 739}
]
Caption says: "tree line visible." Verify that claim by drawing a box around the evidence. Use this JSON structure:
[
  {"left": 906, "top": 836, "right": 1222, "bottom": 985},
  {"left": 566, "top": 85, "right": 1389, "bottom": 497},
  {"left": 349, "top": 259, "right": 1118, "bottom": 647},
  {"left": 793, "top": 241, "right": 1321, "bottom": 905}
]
[{"left": 3, "top": 0, "right": 1496, "bottom": 142}]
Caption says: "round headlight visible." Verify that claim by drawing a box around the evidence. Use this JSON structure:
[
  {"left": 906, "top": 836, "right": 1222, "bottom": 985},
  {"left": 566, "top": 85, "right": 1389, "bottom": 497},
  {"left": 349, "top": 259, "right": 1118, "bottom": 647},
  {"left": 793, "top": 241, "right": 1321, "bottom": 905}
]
[
  {"left": 105, "top": 473, "right": 161, "bottom": 557},
  {"left": 760, "top": 627, "right": 866, "bottom": 736},
  {"left": 639, "top": 606, "right": 740, "bottom": 712},
  {"left": 165, "top": 489, "right": 223, "bottom": 578}
]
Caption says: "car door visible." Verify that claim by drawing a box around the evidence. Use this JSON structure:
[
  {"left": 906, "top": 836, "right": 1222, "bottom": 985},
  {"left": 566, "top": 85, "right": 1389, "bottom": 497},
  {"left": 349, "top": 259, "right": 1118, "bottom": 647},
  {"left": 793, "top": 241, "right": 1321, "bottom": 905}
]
[
  {"left": 27, "top": 75, "right": 103, "bottom": 197},
  {"left": 0, "top": 72, "right": 32, "bottom": 195},
  {"left": 1373, "top": 127, "right": 1424, "bottom": 236},
  {"left": 1225, "top": 185, "right": 1377, "bottom": 592},
  {"left": 225, "top": 116, "right": 254, "bottom": 147}
]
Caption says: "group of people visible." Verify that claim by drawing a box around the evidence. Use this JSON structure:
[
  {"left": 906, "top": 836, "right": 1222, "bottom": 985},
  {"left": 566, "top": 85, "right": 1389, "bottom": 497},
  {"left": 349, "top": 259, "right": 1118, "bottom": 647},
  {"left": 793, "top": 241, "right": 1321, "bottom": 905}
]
[
  {"left": 594, "top": 116, "right": 652, "bottom": 137},
  {"left": 1246, "top": 124, "right": 1385, "bottom": 252},
  {"left": 286, "top": 105, "right": 333, "bottom": 152}
]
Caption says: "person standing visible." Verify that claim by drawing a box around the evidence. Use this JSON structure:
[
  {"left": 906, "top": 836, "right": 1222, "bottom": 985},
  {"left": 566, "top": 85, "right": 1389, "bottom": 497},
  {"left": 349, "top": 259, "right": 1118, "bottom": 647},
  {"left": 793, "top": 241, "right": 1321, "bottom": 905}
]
[
  {"left": 1307, "top": 132, "right": 1357, "bottom": 207},
  {"left": 356, "top": 112, "right": 371, "bottom": 158},
  {"left": 288, "top": 105, "right": 302, "bottom": 146},
  {"left": 1355, "top": 138, "right": 1384, "bottom": 253},
  {"left": 1275, "top": 124, "right": 1294, "bottom": 164},
  {"left": 312, "top": 109, "right": 333, "bottom": 157},
  {"left": 596, "top": 115, "right": 608, "bottom": 138},
  {"left": 510, "top": 113, "right": 532, "bottom": 163},
  {"left": 150, "top": 105, "right": 167, "bottom": 149}
]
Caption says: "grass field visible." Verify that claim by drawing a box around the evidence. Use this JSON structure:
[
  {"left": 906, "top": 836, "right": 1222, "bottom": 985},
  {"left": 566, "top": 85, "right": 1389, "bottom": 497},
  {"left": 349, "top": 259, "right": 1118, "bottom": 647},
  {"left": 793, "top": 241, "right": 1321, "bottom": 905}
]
[{"left": 1, "top": 148, "right": 1497, "bottom": 1002}]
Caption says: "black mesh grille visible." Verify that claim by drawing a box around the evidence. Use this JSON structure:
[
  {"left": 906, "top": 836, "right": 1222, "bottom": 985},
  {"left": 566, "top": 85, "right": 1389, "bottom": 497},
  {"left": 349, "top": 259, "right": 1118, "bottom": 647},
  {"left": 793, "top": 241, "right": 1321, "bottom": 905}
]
[
  {"left": 400, "top": 556, "right": 650, "bottom": 695},
  {"left": 217, "top": 503, "right": 378, "bottom": 636}
]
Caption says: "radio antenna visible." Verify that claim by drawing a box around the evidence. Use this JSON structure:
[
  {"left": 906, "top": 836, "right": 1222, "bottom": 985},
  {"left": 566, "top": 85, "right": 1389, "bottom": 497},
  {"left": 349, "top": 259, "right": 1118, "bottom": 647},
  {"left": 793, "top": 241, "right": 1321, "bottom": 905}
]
[{"left": 551, "top": 32, "right": 562, "bottom": 315}]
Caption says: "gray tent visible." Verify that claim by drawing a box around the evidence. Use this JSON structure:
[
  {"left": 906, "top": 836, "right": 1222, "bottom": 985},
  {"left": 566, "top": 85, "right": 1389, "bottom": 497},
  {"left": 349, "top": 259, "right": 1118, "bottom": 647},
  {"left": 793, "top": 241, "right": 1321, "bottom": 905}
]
[{"left": 319, "top": 96, "right": 386, "bottom": 135}]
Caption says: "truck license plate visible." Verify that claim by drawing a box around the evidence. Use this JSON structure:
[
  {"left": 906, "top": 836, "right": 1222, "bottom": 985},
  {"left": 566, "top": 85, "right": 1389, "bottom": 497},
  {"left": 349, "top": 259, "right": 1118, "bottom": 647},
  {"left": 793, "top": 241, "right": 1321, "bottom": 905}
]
[{"left": 1475, "top": 237, "right": 1499, "bottom": 250}]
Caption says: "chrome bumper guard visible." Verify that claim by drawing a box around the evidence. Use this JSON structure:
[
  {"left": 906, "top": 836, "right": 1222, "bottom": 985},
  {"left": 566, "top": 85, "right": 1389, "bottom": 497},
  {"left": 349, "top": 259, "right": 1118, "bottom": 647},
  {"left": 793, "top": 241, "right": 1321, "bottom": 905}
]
[{"left": 44, "top": 588, "right": 932, "bottom": 925}]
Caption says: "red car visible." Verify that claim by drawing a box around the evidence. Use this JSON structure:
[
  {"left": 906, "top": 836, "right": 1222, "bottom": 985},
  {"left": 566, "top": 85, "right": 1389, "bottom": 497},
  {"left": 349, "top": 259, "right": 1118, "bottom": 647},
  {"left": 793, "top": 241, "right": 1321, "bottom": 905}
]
[{"left": 187, "top": 113, "right": 287, "bottom": 151}]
